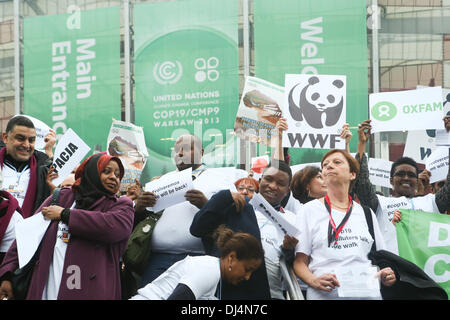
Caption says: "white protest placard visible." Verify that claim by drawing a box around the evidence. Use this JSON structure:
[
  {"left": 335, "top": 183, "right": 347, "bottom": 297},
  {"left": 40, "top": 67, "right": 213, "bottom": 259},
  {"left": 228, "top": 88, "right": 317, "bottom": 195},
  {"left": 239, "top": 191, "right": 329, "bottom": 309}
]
[
  {"left": 290, "top": 162, "right": 321, "bottom": 176},
  {"left": 283, "top": 74, "right": 347, "bottom": 150},
  {"left": 403, "top": 130, "right": 437, "bottom": 164},
  {"left": 144, "top": 168, "right": 193, "bottom": 212},
  {"left": 16, "top": 115, "right": 52, "bottom": 152},
  {"left": 336, "top": 266, "right": 380, "bottom": 298},
  {"left": 107, "top": 119, "right": 149, "bottom": 192},
  {"left": 15, "top": 212, "right": 51, "bottom": 268},
  {"left": 234, "top": 76, "right": 284, "bottom": 146},
  {"left": 250, "top": 192, "right": 300, "bottom": 237},
  {"left": 369, "top": 87, "right": 445, "bottom": 133},
  {"left": 425, "top": 147, "right": 449, "bottom": 184},
  {"left": 435, "top": 130, "right": 450, "bottom": 146},
  {"left": 52, "top": 128, "right": 91, "bottom": 187},
  {"left": 368, "top": 157, "right": 393, "bottom": 189}
]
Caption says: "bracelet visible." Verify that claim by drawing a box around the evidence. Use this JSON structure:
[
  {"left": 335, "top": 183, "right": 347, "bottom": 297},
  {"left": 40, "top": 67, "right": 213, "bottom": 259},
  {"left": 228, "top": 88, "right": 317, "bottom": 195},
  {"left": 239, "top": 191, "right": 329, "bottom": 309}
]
[{"left": 61, "top": 208, "right": 71, "bottom": 224}]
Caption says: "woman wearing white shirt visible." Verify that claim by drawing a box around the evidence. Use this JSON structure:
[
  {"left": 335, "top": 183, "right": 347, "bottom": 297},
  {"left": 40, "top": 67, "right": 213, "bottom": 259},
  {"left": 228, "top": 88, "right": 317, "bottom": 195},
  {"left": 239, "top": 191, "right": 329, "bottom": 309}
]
[
  {"left": 131, "top": 225, "right": 264, "bottom": 300},
  {"left": 293, "top": 149, "right": 397, "bottom": 300}
]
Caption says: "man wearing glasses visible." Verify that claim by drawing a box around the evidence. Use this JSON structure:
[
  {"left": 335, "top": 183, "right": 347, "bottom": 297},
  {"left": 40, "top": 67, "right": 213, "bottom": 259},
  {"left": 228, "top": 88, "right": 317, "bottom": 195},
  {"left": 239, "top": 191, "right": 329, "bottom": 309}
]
[{"left": 352, "top": 118, "right": 449, "bottom": 254}]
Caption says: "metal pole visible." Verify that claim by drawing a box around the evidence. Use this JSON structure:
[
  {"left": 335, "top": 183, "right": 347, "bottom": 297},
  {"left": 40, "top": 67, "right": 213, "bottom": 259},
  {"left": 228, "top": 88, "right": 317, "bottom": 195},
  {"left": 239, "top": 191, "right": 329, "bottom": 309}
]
[
  {"left": 123, "top": 0, "right": 132, "bottom": 123},
  {"left": 14, "top": 0, "right": 21, "bottom": 115}
]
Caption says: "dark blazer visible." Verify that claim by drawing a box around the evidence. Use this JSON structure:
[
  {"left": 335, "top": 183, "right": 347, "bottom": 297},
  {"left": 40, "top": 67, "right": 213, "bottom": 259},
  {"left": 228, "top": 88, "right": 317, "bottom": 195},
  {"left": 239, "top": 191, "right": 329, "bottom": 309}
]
[{"left": 190, "top": 189, "right": 271, "bottom": 300}]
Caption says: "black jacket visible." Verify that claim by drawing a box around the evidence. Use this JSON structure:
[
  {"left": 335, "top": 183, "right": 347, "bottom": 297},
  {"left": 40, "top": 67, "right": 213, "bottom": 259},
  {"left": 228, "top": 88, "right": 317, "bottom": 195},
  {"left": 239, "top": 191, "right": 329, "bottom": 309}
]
[{"left": 0, "top": 141, "right": 52, "bottom": 215}]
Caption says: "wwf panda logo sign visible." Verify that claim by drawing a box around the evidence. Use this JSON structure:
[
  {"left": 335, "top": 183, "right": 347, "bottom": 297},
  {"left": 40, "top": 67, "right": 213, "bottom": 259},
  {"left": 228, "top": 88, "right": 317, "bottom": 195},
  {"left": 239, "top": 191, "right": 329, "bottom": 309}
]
[{"left": 283, "top": 74, "right": 347, "bottom": 150}]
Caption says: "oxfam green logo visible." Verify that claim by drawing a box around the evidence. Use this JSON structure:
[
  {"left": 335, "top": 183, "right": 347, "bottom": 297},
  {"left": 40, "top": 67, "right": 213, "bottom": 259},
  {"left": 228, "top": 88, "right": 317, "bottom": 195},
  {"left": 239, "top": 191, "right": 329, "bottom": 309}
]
[{"left": 371, "top": 101, "right": 397, "bottom": 121}]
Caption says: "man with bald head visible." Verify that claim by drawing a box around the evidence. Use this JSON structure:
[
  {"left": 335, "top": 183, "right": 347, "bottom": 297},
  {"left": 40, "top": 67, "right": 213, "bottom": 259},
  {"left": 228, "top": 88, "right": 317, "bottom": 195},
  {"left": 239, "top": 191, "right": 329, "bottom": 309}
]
[{"left": 133, "top": 134, "right": 225, "bottom": 287}]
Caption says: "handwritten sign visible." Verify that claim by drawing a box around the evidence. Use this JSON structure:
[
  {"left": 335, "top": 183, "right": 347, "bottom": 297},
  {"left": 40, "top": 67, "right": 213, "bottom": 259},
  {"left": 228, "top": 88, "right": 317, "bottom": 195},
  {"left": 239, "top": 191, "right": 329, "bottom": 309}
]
[
  {"left": 144, "top": 168, "right": 193, "bottom": 212},
  {"left": 52, "top": 128, "right": 90, "bottom": 187}
]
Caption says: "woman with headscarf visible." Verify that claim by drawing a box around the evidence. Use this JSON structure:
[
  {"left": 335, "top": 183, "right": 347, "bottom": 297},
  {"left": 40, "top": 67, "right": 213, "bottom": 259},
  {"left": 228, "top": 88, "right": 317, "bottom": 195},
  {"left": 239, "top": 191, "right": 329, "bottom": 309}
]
[{"left": 0, "top": 153, "right": 134, "bottom": 300}]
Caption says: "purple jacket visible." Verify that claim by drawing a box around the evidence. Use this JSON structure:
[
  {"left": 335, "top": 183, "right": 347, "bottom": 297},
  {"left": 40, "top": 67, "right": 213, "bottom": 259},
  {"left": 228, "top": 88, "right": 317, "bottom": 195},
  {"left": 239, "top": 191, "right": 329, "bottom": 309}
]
[{"left": 0, "top": 187, "right": 134, "bottom": 300}]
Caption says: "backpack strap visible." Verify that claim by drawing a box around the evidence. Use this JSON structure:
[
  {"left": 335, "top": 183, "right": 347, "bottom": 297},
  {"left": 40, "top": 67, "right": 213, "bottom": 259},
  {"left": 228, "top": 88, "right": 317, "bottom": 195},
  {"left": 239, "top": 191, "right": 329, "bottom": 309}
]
[{"left": 362, "top": 205, "right": 376, "bottom": 253}]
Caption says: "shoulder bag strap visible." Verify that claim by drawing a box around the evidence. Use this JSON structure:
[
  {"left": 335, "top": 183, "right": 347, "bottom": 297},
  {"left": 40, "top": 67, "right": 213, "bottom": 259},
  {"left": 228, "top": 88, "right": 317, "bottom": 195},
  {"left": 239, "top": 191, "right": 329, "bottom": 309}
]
[
  {"left": 51, "top": 188, "right": 61, "bottom": 206},
  {"left": 362, "top": 205, "right": 376, "bottom": 253}
]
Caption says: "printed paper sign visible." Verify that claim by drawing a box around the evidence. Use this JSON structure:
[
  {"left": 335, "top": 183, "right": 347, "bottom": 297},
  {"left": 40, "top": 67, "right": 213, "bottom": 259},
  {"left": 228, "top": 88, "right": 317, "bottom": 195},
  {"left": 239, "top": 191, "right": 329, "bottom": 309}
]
[
  {"left": 250, "top": 192, "right": 300, "bottom": 237},
  {"left": 369, "top": 87, "right": 445, "bottom": 133},
  {"left": 290, "top": 162, "right": 321, "bottom": 176},
  {"left": 144, "top": 168, "right": 193, "bottom": 212},
  {"left": 336, "top": 266, "right": 380, "bottom": 298},
  {"left": 234, "top": 76, "right": 284, "bottom": 146},
  {"left": 368, "top": 157, "right": 393, "bottom": 189},
  {"left": 425, "top": 147, "right": 449, "bottom": 184},
  {"left": 435, "top": 130, "right": 450, "bottom": 147},
  {"left": 403, "top": 130, "right": 437, "bottom": 164},
  {"left": 15, "top": 212, "right": 51, "bottom": 268},
  {"left": 283, "top": 74, "right": 347, "bottom": 150},
  {"left": 52, "top": 128, "right": 91, "bottom": 187},
  {"left": 192, "top": 167, "right": 241, "bottom": 197},
  {"left": 107, "top": 119, "right": 148, "bottom": 192},
  {"left": 16, "top": 114, "right": 52, "bottom": 152}
]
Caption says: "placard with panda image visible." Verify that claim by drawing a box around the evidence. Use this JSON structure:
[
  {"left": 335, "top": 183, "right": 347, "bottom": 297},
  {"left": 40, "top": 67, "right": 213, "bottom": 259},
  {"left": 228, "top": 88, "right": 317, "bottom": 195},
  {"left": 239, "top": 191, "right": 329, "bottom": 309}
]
[{"left": 283, "top": 74, "right": 347, "bottom": 150}]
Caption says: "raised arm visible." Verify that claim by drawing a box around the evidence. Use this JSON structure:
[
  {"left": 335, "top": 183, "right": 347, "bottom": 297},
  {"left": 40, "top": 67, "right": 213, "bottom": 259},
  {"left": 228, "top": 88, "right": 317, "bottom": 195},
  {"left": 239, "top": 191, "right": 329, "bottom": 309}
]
[
  {"left": 353, "top": 120, "right": 380, "bottom": 213},
  {"left": 271, "top": 118, "right": 288, "bottom": 161}
]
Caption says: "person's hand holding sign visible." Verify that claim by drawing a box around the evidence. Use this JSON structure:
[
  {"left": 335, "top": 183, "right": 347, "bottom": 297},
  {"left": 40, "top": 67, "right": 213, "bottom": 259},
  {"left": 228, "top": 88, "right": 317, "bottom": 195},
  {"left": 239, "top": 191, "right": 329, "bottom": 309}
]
[
  {"left": 357, "top": 120, "right": 372, "bottom": 158},
  {"left": 185, "top": 189, "right": 208, "bottom": 209}
]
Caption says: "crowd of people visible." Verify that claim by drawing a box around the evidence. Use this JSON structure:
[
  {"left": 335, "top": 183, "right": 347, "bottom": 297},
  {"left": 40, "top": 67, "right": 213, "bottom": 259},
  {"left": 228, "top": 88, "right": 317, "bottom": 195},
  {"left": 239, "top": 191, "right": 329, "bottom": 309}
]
[{"left": 0, "top": 114, "right": 448, "bottom": 300}]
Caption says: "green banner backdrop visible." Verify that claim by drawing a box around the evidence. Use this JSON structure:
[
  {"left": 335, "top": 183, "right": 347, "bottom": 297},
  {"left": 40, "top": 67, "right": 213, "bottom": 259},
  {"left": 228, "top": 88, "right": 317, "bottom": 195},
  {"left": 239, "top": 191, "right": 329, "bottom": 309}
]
[
  {"left": 134, "top": 0, "right": 239, "bottom": 180},
  {"left": 254, "top": 0, "right": 368, "bottom": 163},
  {"left": 397, "top": 209, "right": 450, "bottom": 299},
  {"left": 23, "top": 6, "right": 121, "bottom": 153}
]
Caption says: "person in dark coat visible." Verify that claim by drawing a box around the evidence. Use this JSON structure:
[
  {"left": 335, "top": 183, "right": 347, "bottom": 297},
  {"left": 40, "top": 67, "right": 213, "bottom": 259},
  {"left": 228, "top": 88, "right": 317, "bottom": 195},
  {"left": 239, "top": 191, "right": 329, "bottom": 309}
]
[
  {"left": 0, "top": 152, "right": 134, "bottom": 300},
  {"left": 0, "top": 115, "right": 56, "bottom": 218}
]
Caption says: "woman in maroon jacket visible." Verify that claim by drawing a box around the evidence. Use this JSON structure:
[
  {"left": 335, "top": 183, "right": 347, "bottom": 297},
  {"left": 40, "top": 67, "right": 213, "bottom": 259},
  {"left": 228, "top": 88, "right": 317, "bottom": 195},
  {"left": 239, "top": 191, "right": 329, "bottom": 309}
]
[{"left": 0, "top": 152, "right": 134, "bottom": 300}]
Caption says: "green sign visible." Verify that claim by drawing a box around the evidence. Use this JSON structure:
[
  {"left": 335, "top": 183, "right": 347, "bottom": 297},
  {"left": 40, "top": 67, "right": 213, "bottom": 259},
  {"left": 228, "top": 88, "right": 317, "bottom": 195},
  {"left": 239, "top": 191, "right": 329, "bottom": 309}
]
[
  {"left": 134, "top": 0, "right": 239, "bottom": 180},
  {"left": 254, "top": 0, "right": 368, "bottom": 163},
  {"left": 397, "top": 209, "right": 450, "bottom": 298},
  {"left": 23, "top": 6, "right": 121, "bottom": 152}
]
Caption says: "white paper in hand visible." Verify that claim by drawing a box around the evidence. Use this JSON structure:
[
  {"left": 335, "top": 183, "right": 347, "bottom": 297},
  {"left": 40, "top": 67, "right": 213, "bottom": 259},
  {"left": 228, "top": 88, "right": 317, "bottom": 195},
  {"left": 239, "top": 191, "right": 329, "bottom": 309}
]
[
  {"left": 15, "top": 213, "right": 51, "bottom": 268},
  {"left": 144, "top": 168, "right": 193, "bottom": 212},
  {"left": 51, "top": 129, "right": 91, "bottom": 187}
]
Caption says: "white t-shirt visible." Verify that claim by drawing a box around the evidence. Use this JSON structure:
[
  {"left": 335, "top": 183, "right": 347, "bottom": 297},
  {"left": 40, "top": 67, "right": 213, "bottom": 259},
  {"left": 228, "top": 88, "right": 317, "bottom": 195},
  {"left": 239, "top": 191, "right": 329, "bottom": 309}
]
[
  {"left": 255, "top": 208, "right": 297, "bottom": 300},
  {"left": 130, "top": 255, "right": 220, "bottom": 300},
  {"left": 0, "top": 211, "right": 23, "bottom": 253},
  {"left": 151, "top": 168, "right": 235, "bottom": 254},
  {"left": 295, "top": 199, "right": 385, "bottom": 300},
  {"left": 283, "top": 192, "right": 303, "bottom": 215},
  {"left": 376, "top": 193, "right": 440, "bottom": 254},
  {"left": 1, "top": 165, "right": 30, "bottom": 207},
  {"left": 42, "top": 203, "right": 75, "bottom": 300}
]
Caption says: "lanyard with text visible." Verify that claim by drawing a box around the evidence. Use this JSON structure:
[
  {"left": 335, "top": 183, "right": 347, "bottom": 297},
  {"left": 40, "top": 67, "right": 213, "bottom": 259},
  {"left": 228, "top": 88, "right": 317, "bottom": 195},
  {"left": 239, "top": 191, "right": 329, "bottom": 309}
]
[{"left": 324, "top": 194, "right": 353, "bottom": 247}]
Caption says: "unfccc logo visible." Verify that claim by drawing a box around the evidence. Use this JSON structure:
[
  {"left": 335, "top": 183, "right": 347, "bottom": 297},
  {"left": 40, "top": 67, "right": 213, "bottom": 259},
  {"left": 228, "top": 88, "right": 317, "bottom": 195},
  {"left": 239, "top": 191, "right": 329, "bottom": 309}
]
[
  {"left": 153, "top": 61, "right": 183, "bottom": 85},
  {"left": 371, "top": 101, "right": 397, "bottom": 121},
  {"left": 195, "top": 57, "right": 219, "bottom": 82}
]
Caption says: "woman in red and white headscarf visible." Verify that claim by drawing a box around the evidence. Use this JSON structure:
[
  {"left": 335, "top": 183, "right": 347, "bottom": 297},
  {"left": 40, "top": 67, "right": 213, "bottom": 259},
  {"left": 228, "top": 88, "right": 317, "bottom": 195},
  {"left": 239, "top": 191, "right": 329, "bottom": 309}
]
[{"left": 0, "top": 153, "right": 134, "bottom": 300}]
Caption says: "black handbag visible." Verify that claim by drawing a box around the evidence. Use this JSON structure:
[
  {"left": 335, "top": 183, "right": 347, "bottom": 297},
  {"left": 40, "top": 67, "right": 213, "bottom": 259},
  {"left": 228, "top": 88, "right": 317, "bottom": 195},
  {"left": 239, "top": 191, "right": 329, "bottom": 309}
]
[{"left": 10, "top": 188, "right": 61, "bottom": 300}]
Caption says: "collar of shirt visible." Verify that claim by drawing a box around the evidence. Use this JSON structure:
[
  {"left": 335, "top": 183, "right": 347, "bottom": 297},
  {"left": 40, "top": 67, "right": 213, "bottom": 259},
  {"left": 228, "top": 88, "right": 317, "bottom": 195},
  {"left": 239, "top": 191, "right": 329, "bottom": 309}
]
[{"left": 191, "top": 164, "right": 207, "bottom": 180}]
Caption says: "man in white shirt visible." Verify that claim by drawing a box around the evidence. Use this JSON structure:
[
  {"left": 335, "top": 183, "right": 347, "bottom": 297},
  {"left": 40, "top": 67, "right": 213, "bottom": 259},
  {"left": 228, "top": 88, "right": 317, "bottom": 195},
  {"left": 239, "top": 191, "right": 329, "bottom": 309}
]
[
  {"left": 0, "top": 116, "right": 56, "bottom": 217},
  {"left": 133, "top": 134, "right": 235, "bottom": 287},
  {"left": 353, "top": 118, "right": 449, "bottom": 253}
]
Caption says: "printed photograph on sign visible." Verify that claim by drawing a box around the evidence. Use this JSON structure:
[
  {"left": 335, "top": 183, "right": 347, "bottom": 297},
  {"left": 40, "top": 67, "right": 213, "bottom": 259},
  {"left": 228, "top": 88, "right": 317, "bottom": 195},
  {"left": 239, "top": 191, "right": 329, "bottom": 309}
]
[
  {"left": 107, "top": 119, "right": 148, "bottom": 192},
  {"left": 234, "top": 76, "right": 284, "bottom": 146},
  {"left": 283, "top": 74, "right": 347, "bottom": 150}
]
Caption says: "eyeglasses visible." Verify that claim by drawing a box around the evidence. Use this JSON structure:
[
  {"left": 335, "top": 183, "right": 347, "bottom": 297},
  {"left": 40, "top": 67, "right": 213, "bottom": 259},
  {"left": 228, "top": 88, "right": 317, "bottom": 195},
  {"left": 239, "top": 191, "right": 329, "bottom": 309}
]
[
  {"left": 393, "top": 171, "right": 417, "bottom": 178},
  {"left": 237, "top": 186, "right": 256, "bottom": 193}
]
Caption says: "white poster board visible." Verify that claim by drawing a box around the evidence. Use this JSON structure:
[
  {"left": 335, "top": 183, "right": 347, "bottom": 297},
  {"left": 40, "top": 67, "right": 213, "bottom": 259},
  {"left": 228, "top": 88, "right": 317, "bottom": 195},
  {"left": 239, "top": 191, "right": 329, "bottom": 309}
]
[
  {"left": 425, "top": 147, "right": 449, "bottom": 184},
  {"left": 283, "top": 74, "right": 347, "bottom": 150},
  {"left": 369, "top": 87, "right": 444, "bottom": 133}
]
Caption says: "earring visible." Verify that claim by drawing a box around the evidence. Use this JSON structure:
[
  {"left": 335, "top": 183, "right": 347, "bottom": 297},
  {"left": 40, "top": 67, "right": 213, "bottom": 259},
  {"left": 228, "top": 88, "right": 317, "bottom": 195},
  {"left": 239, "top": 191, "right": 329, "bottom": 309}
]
[{"left": 228, "top": 266, "right": 232, "bottom": 271}]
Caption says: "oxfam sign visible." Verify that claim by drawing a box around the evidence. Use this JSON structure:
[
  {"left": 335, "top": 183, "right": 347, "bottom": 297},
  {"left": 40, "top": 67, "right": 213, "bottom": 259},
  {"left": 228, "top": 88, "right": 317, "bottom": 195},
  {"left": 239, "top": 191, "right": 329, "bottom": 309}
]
[{"left": 371, "top": 101, "right": 397, "bottom": 121}]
